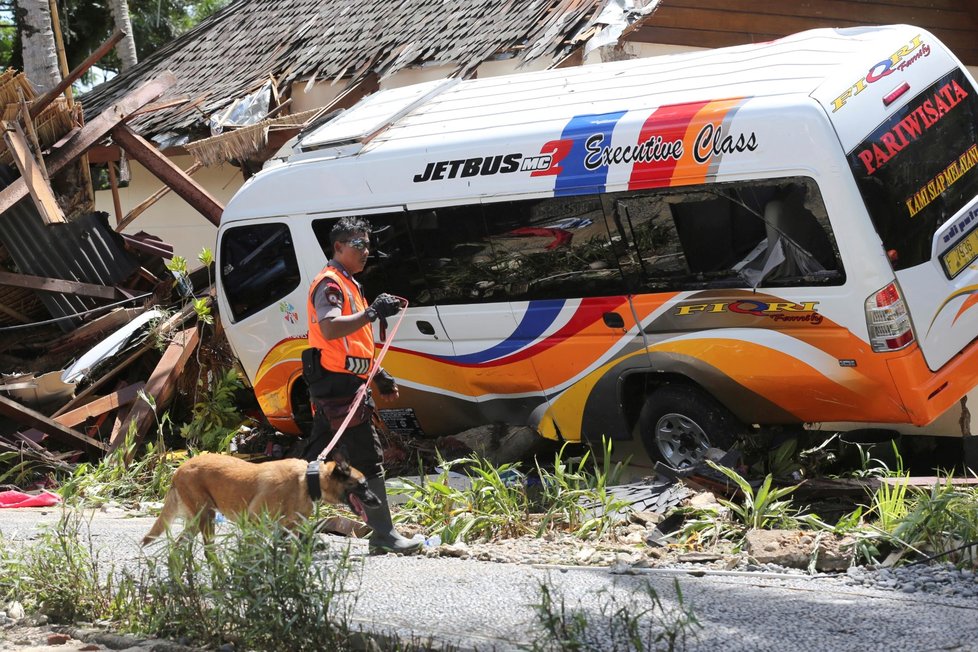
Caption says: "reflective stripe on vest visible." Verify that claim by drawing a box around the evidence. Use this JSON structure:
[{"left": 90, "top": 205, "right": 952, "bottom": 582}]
[{"left": 306, "top": 265, "right": 374, "bottom": 379}]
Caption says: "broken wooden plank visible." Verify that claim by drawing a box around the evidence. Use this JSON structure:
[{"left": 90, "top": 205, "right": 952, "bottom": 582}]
[
  {"left": 0, "top": 301, "right": 31, "bottom": 324},
  {"left": 0, "top": 73, "right": 175, "bottom": 217},
  {"left": 46, "top": 307, "right": 142, "bottom": 355},
  {"left": 120, "top": 233, "right": 173, "bottom": 259},
  {"left": 53, "top": 299, "right": 202, "bottom": 419},
  {"left": 879, "top": 476, "right": 978, "bottom": 487},
  {"left": 0, "top": 436, "right": 75, "bottom": 473},
  {"left": 52, "top": 381, "right": 145, "bottom": 428},
  {"left": 0, "top": 270, "right": 122, "bottom": 300},
  {"left": 0, "top": 394, "right": 107, "bottom": 452},
  {"left": 19, "top": 96, "right": 48, "bottom": 180},
  {"left": 111, "top": 124, "right": 223, "bottom": 227},
  {"left": 110, "top": 327, "right": 200, "bottom": 451},
  {"left": 115, "top": 160, "right": 203, "bottom": 232},
  {"left": 2, "top": 121, "right": 66, "bottom": 225},
  {"left": 30, "top": 29, "right": 125, "bottom": 119},
  {"left": 107, "top": 161, "right": 124, "bottom": 225}
]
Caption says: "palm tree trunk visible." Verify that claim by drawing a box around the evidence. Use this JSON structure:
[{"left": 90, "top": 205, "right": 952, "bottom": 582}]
[
  {"left": 19, "top": 0, "right": 61, "bottom": 94},
  {"left": 108, "top": 0, "right": 138, "bottom": 70}
]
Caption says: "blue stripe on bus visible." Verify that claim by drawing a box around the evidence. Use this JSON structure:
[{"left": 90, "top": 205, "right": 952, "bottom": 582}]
[
  {"left": 437, "top": 299, "right": 565, "bottom": 364},
  {"left": 554, "top": 111, "right": 627, "bottom": 197}
]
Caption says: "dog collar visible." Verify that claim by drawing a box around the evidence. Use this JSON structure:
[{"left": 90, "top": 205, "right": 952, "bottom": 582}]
[{"left": 306, "top": 461, "right": 322, "bottom": 501}]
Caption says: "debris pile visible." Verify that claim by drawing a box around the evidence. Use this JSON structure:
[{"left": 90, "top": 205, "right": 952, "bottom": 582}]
[{"left": 0, "top": 35, "right": 229, "bottom": 477}]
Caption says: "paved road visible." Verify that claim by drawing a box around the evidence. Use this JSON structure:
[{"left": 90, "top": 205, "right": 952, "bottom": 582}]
[{"left": 2, "top": 507, "right": 977, "bottom": 651}]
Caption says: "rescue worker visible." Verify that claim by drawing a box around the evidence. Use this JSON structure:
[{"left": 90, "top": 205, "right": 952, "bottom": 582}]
[{"left": 295, "top": 216, "right": 422, "bottom": 554}]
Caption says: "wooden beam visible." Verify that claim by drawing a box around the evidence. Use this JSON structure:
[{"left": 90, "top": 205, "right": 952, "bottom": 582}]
[
  {"left": 2, "top": 121, "right": 66, "bottom": 225},
  {"left": 52, "top": 381, "right": 145, "bottom": 428},
  {"left": 31, "top": 29, "right": 125, "bottom": 119},
  {"left": 115, "top": 160, "right": 203, "bottom": 232},
  {"left": 111, "top": 124, "right": 223, "bottom": 227},
  {"left": 0, "top": 301, "right": 31, "bottom": 324},
  {"left": 110, "top": 327, "right": 199, "bottom": 451},
  {"left": 0, "top": 270, "right": 121, "bottom": 300},
  {"left": 86, "top": 144, "right": 121, "bottom": 164},
  {"left": 46, "top": 307, "right": 141, "bottom": 355},
  {"left": 0, "top": 73, "right": 175, "bottom": 217},
  {"left": 19, "top": 97, "right": 48, "bottom": 179},
  {"left": 0, "top": 394, "right": 107, "bottom": 452},
  {"left": 107, "top": 161, "right": 124, "bottom": 226}
]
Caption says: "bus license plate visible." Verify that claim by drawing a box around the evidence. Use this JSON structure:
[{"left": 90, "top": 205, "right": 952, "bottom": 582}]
[{"left": 942, "top": 227, "right": 978, "bottom": 278}]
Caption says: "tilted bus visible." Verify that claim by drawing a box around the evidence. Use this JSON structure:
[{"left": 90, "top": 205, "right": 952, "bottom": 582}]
[{"left": 216, "top": 25, "right": 978, "bottom": 468}]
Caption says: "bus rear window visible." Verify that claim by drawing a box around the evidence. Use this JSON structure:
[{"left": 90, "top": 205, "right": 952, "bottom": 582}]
[{"left": 848, "top": 67, "right": 978, "bottom": 271}]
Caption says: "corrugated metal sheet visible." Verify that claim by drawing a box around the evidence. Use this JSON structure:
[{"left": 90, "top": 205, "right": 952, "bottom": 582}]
[
  {"left": 0, "top": 170, "right": 138, "bottom": 331},
  {"left": 80, "top": 0, "right": 614, "bottom": 141}
]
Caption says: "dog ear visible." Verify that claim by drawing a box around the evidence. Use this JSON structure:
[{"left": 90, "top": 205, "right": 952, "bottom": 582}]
[{"left": 331, "top": 459, "right": 352, "bottom": 478}]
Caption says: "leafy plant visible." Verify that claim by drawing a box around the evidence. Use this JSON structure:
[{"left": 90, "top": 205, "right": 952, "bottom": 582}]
[
  {"left": 0, "top": 511, "right": 116, "bottom": 623},
  {"left": 396, "top": 439, "right": 631, "bottom": 544},
  {"left": 197, "top": 247, "right": 214, "bottom": 267},
  {"left": 58, "top": 423, "right": 177, "bottom": 507},
  {"left": 125, "top": 513, "right": 359, "bottom": 650},
  {"left": 882, "top": 479, "right": 978, "bottom": 567},
  {"left": 871, "top": 476, "right": 911, "bottom": 532},
  {"left": 708, "top": 461, "right": 800, "bottom": 531},
  {"left": 179, "top": 368, "right": 245, "bottom": 451},
  {"left": 165, "top": 255, "right": 188, "bottom": 276},
  {"left": 0, "top": 451, "right": 46, "bottom": 487},
  {"left": 193, "top": 297, "right": 214, "bottom": 325},
  {"left": 535, "top": 438, "right": 630, "bottom": 539}
]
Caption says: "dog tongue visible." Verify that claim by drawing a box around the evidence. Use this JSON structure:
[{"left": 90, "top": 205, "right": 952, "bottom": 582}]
[{"left": 347, "top": 493, "right": 367, "bottom": 521}]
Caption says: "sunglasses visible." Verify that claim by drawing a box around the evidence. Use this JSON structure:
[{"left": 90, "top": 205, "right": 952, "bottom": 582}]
[{"left": 344, "top": 237, "right": 370, "bottom": 251}]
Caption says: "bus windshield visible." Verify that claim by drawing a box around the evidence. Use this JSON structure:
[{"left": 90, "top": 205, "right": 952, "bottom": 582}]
[{"left": 847, "top": 67, "right": 978, "bottom": 272}]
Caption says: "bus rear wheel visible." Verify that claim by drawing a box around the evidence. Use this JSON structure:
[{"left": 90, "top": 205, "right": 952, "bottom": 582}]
[{"left": 638, "top": 385, "right": 741, "bottom": 470}]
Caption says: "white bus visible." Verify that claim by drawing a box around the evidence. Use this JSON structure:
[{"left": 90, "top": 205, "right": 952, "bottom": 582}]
[{"left": 216, "top": 25, "right": 978, "bottom": 468}]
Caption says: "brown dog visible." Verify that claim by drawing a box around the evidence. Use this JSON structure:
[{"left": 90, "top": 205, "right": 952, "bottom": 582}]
[{"left": 142, "top": 453, "right": 379, "bottom": 545}]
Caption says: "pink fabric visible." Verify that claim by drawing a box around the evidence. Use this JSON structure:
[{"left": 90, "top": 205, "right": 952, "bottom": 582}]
[{"left": 0, "top": 490, "right": 61, "bottom": 508}]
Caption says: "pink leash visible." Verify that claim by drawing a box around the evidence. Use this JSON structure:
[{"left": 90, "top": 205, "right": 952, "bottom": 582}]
[{"left": 315, "top": 297, "right": 409, "bottom": 461}]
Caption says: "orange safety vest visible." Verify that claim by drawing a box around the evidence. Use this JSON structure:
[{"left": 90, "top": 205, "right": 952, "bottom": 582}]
[{"left": 306, "top": 264, "right": 374, "bottom": 378}]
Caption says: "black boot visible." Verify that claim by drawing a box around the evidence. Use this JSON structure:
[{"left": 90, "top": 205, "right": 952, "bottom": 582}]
[{"left": 363, "top": 477, "right": 423, "bottom": 554}]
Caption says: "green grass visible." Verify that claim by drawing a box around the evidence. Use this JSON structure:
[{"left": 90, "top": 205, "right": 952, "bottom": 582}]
[
  {"left": 395, "top": 438, "right": 630, "bottom": 544},
  {"left": 528, "top": 576, "right": 700, "bottom": 651}
]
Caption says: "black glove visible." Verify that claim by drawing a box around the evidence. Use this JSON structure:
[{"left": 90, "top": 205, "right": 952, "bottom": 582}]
[
  {"left": 367, "top": 293, "right": 402, "bottom": 321},
  {"left": 374, "top": 368, "right": 398, "bottom": 395}
]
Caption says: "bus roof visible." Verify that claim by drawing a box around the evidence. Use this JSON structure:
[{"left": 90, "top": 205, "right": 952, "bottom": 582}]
[{"left": 295, "top": 25, "right": 922, "bottom": 157}]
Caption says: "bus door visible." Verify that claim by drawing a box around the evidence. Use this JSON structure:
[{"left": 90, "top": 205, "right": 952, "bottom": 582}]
[
  {"left": 420, "top": 196, "right": 645, "bottom": 442},
  {"left": 311, "top": 211, "right": 468, "bottom": 439},
  {"left": 407, "top": 202, "right": 550, "bottom": 430}
]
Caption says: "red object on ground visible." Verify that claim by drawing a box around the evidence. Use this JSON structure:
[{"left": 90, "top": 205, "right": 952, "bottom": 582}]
[{"left": 0, "top": 490, "right": 61, "bottom": 508}]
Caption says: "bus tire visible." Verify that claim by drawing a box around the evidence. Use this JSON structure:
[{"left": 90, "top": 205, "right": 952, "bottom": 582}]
[{"left": 638, "top": 385, "right": 741, "bottom": 470}]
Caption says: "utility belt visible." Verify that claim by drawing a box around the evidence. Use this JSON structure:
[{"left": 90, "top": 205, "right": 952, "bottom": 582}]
[
  {"left": 301, "top": 347, "right": 369, "bottom": 387},
  {"left": 301, "top": 347, "right": 373, "bottom": 430}
]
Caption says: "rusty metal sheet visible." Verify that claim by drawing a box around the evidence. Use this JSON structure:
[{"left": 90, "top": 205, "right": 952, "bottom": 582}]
[{"left": 0, "top": 170, "right": 137, "bottom": 331}]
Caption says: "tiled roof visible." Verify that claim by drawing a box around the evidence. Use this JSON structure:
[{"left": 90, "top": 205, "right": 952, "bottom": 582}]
[{"left": 81, "top": 0, "right": 616, "bottom": 140}]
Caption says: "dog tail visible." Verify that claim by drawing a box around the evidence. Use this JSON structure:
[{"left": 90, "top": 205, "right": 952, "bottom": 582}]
[{"left": 142, "top": 486, "right": 182, "bottom": 546}]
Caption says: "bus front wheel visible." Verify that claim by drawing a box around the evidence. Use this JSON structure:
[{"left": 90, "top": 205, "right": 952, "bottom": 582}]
[{"left": 638, "top": 385, "right": 741, "bottom": 470}]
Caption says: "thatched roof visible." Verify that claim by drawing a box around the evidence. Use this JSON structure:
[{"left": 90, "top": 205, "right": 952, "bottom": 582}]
[{"left": 81, "top": 0, "right": 638, "bottom": 141}]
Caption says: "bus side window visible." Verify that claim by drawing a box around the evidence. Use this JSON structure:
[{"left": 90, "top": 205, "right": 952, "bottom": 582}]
[
  {"left": 411, "top": 197, "right": 628, "bottom": 303},
  {"left": 605, "top": 177, "right": 844, "bottom": 291},
  {"left": 603, "top": 191, "right": 691, "bottom": 291},
  {"left": 718, "top": 179, "right": 844, "bottom": 287},
  {"left": 220, "top": 223, "right": 301, "bottom": 323},
  {"left": 408, "top": 204, "right": 495, "bottom": 305},
  {"left": 481, "top": 196, "right": 626, "bottom": 301}
]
